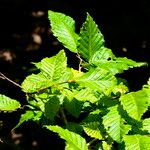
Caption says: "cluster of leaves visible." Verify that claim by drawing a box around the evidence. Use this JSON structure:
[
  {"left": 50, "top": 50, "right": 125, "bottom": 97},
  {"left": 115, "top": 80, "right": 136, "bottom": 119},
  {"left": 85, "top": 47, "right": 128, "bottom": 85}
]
[{"left": 0, "top": 10, "right": 150, "bottom": 150}]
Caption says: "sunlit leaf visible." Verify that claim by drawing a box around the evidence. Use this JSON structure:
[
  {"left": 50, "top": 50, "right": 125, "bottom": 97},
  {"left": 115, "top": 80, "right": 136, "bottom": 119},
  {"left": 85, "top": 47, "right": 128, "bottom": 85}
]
[
  {"left": 78, "top": 13, "right": 104, "bottom": 61},
  {"left": 14, "top": 111, "right": 42, "bottom": 128},
  {"left": 120, "top": 90, "right": 149, "bottom": 120},
  {"left": 141, "top": 118, "right": 150, "bottom": 133},
  {"left": 74, "top": 88, "right": 98, "bottom": 103},
  {"left": 82, "top": 122, "right": 103, "bottom": 139},
  {"left": 0, "top": 94, "right": 21, "bottom": 111},
  {"left": 21, "top": 73, "right": 52, "bottom": 93},
  {"left": 91, "top": 57, "right": 147, "bottom": 75},
  {"left": 75, "top": 68, "right": 117, "bottom": 92},
  {"left": 34, "top": 50, "right": 67, "bottom": 81},
  {"left": 45, "top": 125, "right": 88, "bottom": 150},
  {"left": 48, "top": 11, "right": 78, "bottom": 53},
  {"left": 123, "top": 134, "right": 150, "bottom": 150},
  {"left": 89, "top": 47, "right": 115, "bottom": 63},
  {"left": 102, "top": 141, "right": 112, "bottom": 150},
  {"left": 21, "top": 50, "right": 68, "bottom": 93},
  {"left": 103, "top": 105, "right": 131, "bottom": 143}
]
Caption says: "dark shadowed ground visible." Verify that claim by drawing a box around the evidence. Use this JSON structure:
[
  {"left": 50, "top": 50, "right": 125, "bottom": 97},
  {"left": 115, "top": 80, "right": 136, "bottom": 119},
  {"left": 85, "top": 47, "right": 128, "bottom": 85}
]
[{"left": 0, "top": 0, "right": 150, "bottom": 149}]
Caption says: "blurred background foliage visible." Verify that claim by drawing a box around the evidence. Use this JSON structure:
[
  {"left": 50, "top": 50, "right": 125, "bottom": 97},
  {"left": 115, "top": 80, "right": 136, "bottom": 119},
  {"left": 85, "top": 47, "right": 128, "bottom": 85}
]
[{"left": 0, "top": 0, "right": 150, "bottom": 149}]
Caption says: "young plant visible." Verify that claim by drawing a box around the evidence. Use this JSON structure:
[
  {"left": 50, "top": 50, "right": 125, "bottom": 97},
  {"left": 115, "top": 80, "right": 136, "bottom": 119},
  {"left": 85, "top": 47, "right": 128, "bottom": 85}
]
[{"left": 0, "top": 10, "right": 150, "bottom": 150}]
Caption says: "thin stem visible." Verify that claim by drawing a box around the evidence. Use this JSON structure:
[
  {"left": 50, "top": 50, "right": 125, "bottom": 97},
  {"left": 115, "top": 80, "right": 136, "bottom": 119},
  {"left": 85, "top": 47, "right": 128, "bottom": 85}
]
[
  {"left": 60, "top": 106, "right": 68, "bottom": 125},
  {"left": 76, "top": 53, "right": 83, "bottom": 72},
  {"left": 0, "top": 72, "right": 21, "bottom": 88},
  {"left": 87, "top": 138, "right": 97, "bottom": 147},
  {"left": 26, "top": 80, "right": 76, "bottom": 94}
]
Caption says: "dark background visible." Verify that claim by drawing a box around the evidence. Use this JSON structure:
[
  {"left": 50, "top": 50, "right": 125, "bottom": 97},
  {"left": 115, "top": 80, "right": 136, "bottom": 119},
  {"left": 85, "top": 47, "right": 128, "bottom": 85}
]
[{"left": 0, "top": 0, "right": 150, "bottom": 149}]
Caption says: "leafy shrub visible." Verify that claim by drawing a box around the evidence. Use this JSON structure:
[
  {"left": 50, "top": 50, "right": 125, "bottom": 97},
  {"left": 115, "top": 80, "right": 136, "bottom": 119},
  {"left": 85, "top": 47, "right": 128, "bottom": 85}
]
[{"left": 0, "top": 10, "right": 150, "bottom": 150}]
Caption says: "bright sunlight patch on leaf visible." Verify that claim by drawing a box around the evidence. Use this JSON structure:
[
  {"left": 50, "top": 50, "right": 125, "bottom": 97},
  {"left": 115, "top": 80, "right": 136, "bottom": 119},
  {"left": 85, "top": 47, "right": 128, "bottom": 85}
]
[
  {"left": 103, "top": 106, "right": 131, "bottom": 143},
  {"left": 120, "top": 90, "right": 149, "bottom": 120},
  {"left": 0, "top": 94, "right": 21, "bottom": 111},
  {"left": 48, "top": 11, "right": 78, "bottom": 53},
  {"left": 78, "top": 13, "right": 105, "bottom": 61},
  {"left": 45, "top": 125, "right": 88, "bottom": 150},
  {"left": 75, "top": 68, "right": 117, "bottom": 92},
  {"left": 123, "top": 134, "right": 150, "bottom": 150}
]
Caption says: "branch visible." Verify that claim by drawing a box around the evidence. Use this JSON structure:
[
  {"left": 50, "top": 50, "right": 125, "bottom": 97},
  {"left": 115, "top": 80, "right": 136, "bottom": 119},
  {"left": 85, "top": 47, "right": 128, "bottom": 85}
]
[
  {"left": 76, "top": 53, "right": 83, "bottom": 72},
  {"left": 0, "top": 72, "right": 21, "bottom": 88},
  {"left": 87, "top": 138, "right": 98, "bottom": 148},
  {"left": 26, "top": 80, "right": 76, "bottom": 94}
]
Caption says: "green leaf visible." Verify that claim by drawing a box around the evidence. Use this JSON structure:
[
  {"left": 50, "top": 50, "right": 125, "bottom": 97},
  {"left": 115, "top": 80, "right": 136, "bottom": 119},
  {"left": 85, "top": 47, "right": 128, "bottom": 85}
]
[
  {"left": 0, "top": 94, "right": 21, "bottom": 111},
  {"left": 21, "top": 73, "right": 52, "bottom": 93},
  {"left": 119, "top": 90, "right": 149, "bottom": 120},
  {"left": 61, "top": 88, "right": 96, "bottom": 117},
  {"left": 34, "top": 50, "right": 67, "bottom": 81},
  {"left": 103, "top": 106, "right": 131, "bottom": 143},
  {"left": 74, "top": 88, "right": 98, "bottom": 103},
  {"left": 102, "top": 141, "right": 112, "bottom": 150},
  {"left": 64, "top": 98, "right": 83, "bottom": 118},
  {"left": 143, "top": 78, "right": 150, "bottom": 105},
  {"left": 21, "top": 50, "right": 68, "bottom": 93},
  {"left": 61, "top": 87, "right": 98, "bottom": 103},
  {"left": 78, "top": 13, "right": 104, "bottom": 61},
  {"left": 45, "top": 125, "right": 88, "bottom": 150},
  {"left": 82, "top": 110, "right": 101, "bottom": 123},
  {"left": 82, "top": 122, "right": 103, "bottom": 139},
  {"left": 14, "top": 111, "right": 42, "bottom": 128},
  {"left": 89, "top": 47, "right": 115, "bottom": 63},
  {"left": 34, "top": 94, "right": 48, "bottom": 111},
  {"left": 113, "top": 57, "right": 147, "bottom": 74},
  {"left": 93, "top": 142, "right": 113, "bottom": 150},
  {"left": 44, "top": 96, "right": 60, "bottom": 120},
  {"left": 59, "top": 67, "right": 74, "bottom": 82},
  {"left": 91, "top": 57, "right": 147, "bottom": 75},
  {"left": 75, "top": 68, "right": 117, "bottom": 92},
  {"left": 141, "top": 118, "right": 150, "bottom": 133},
  {"left": 48, "top": 10, "right": 78, "bottom": 53},
  {"left": 65, "top": 144, "right": 77, "bottom": 150},
  {"left": 66, "top": 122, "right": 83, "bottom": 134},
  {"left": 61, "top": 88, "right": 74, "bottom": 100},
  {"left": 123, "top": 134, "right": 150, "bottom": 150},
  {"left": 112, "top": 83, "right": 129, "bottom": 95},
  {"left": 115, "top": 57, "right": 147, "bottom": 68}
]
